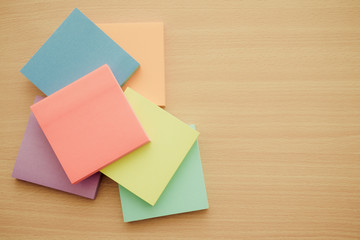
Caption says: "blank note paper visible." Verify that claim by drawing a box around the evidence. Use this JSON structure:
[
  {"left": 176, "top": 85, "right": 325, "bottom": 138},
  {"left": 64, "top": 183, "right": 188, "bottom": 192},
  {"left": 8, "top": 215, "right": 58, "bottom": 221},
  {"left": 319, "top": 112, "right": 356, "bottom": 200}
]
[
  {"left": 98, "top": 22, "right": 165, "bottom": 107},
  {"left": 20, "top": 8, "right": 139, "bottom": 96},
  {"left": 31, "top": 65, "right": 149, "bottom": 184},
  {"left": 101, "top": 88, "right": 199, "bottom": 206},
  {"left": 119, "top": 125, "right": 208, "bottom": 222},
  {"left": 12, "top": 96, "right": 101, "bottom": 199}
]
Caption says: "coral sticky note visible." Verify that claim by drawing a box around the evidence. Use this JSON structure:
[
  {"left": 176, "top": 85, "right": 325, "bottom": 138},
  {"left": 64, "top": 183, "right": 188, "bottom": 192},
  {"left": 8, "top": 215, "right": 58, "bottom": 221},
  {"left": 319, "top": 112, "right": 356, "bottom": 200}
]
[
  {"left": 101, "top": 88, "right": 199, "bottom": 206},
  {"left": 98, "top": 22, "right": 165, "bottom": 107},
  {"left": 119, "top": 125, "right": 208, "bottom": 222},
  {"left": 12, "top": 96, "right": 101, "bottom": 199},
  {"left": 31, "top": 65, "right": 149, "bottom": 184},
  {"left": 21, "top": 8, "right": 139, "bottom": 96}
]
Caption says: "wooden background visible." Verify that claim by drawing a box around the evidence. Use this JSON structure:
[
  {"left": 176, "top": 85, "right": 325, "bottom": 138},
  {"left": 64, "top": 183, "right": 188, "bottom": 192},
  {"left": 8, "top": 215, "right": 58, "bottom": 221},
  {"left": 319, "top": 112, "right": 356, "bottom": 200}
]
[{"left": 1, "top": 1, "right": 360, "bottom": 239}]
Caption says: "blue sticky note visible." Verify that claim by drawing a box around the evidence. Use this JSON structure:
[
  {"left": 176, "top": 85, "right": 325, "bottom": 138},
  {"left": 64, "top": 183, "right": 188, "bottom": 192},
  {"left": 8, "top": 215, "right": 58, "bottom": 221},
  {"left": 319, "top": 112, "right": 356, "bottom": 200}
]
[
  {"left": 119, "top": 125, "right": 209, "bottom": 222},
  {"left": 21, "top": 8, "right": 139, "bottom": 95}
]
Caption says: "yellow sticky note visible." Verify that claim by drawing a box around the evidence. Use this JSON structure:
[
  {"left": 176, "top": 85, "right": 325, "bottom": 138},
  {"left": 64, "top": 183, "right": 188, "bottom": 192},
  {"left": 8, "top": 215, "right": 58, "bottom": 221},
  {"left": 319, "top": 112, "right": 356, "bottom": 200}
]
[
  {"left": 98, "top": 22, "right": 165, "bottom": 107},
  {"left": 101, "top": 88, "right": 199, "bottom": 206}
]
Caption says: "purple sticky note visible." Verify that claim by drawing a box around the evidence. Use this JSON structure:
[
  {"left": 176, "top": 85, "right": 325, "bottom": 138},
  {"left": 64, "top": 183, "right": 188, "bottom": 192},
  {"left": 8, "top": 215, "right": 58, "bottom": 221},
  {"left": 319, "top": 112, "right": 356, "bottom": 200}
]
[{"left": 12, "top": 96, "right": 101, "bottom": 199}]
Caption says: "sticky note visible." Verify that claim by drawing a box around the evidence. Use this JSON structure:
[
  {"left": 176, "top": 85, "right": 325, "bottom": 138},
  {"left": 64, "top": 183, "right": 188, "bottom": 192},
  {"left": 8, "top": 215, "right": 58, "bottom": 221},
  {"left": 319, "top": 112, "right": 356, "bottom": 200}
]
[
  {"left": 101, "top": 88, "right": 199, "bottom": 206},
  {"left": 12, "top": 96, "right": 101, "bottom": 199},
  {"left": 20, "top": 8, "right": 139, "bottom": 96},
  {"left": 119, "top": 125, "right": 208, "bottom": 222},
  {"left": 98, "top": 22, "right": 165, "bottom": 107},
  {"left": 31, "top": 65, "right": 149, "bottom": 184}
]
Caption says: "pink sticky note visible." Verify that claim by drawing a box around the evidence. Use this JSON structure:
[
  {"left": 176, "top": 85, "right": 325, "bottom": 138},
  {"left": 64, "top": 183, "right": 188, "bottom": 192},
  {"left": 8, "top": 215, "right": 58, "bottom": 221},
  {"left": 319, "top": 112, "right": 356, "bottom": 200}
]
[
  {"left": 31, "top": 65, "right": 150, "bottom": 184},
  {"left": 12, "top": 96, "right": 101, "bottom": 199}
]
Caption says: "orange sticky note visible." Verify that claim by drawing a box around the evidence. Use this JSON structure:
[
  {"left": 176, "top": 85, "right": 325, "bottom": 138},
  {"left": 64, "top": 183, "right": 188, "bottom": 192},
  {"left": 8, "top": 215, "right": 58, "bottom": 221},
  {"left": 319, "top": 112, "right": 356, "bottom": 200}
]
[
  {"left": 31, "top": 65, "right": 150, "bottom": 184},
  {"left": 98, "top": 23, "right": 165, "bottom": 107}
]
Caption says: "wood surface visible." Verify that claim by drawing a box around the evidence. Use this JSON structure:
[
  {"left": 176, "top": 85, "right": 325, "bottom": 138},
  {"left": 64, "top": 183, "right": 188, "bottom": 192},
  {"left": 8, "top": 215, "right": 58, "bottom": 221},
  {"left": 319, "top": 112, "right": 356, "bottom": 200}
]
[{"left": 1, "top": 1, "right": 360, "bottom": 239}]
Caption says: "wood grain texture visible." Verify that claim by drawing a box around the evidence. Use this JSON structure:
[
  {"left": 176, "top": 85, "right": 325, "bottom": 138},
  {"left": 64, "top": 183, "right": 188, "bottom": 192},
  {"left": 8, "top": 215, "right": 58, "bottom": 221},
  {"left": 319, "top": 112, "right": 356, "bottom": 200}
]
[{"left": 1, "top": 0, "right": 360, "bottom": 239}]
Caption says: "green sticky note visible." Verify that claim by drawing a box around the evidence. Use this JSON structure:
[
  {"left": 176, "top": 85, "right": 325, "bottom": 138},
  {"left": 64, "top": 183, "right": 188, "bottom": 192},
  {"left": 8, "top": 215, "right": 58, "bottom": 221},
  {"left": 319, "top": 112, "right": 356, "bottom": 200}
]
[
  {"left": 101, "top": 88, "right": 199, "bottom": 206},
  {"left": 119, "top": 125, "right": 208, "bottom": 222}
]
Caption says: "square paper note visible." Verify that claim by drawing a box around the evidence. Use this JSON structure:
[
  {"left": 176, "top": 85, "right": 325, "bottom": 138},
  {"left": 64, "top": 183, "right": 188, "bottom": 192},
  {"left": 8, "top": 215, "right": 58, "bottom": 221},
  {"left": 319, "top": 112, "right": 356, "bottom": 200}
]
[
  {"left": 31, "top": 65, "right": 149, "bottom": 184},
  {"left": 101, "top": 88, "right": 199, "bottom": 206},
  {"left": 119, "top": 125, "right": 208, "bottom": 222},
  {"left": 12, "top": 96, "right": 101, "bottom": 199},
  {"left": 98, "top": 22, "right": 165, "bottom": 107},
  {"left": 21, "top": 8, "right": 139, "bottom": 96}
]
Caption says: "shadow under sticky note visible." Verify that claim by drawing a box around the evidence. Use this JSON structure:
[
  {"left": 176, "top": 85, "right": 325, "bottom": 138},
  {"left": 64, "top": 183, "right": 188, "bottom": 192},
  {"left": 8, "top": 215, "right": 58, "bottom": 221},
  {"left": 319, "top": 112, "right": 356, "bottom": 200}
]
[
  {"left": 98, "top": 22, "right": 165, "bottom": 107},
  {"left": 119, "top": 125, "right": 208, "bottom": 222},
  {"left": 12, "top": 96, "right": 101, "bottom": 199},
  {"left": 20, "top": 8, "right": 139, "bottom": 96},
  {"left": 101, "top": 88, "right": 199, "bottom": 206},
  {"left": 31, "top": 65, "right": 149, "bottom": 184}
]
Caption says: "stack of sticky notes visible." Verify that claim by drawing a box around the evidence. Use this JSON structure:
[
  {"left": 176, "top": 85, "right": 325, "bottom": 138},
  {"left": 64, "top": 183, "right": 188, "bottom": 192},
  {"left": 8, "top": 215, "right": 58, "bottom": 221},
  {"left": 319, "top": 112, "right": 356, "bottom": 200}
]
[{"left": 13, "top": 8, "right": 208, "bottom": 222}]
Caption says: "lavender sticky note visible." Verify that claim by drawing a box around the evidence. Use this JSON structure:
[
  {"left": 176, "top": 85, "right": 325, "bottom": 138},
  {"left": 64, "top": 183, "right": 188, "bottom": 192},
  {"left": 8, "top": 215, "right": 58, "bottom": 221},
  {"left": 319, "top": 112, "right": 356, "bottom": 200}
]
[{"left": 12, "top": 96, "right": 101, "bottom": 199}]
